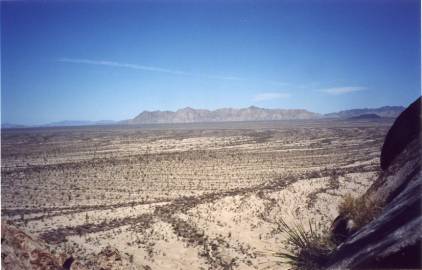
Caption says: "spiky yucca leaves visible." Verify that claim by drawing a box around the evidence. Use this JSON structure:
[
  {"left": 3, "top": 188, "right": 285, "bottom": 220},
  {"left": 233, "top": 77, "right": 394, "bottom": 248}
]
[{"left": 275, "top": 218, "right": 334, "bottom": 270}]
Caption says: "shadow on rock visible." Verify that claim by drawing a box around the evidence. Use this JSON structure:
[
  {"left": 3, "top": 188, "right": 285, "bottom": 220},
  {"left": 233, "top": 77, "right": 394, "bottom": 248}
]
[{"left": 328, "top": 97, "right": 422, "bottom": 269}]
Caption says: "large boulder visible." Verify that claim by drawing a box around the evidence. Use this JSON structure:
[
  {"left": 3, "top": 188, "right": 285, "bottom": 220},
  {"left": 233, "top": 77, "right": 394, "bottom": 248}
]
[
  {"left": 380, "top": 97, "right": 421, "bottom": 170},
  {"left": 327, "top": 97, "right": 422, "bottom": 269}
]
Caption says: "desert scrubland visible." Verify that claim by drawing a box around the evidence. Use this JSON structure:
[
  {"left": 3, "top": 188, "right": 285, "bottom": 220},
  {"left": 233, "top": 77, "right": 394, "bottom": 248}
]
[{"left": 1, "top": 119, "right": 392, "bottom": 269}]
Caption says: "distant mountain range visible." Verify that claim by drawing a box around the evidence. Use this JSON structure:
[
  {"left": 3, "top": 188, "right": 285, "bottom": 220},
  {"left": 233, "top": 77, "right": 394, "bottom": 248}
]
[
  {"left": 124, "top": 106, "right": 320, "bottom": 124},
  {"left": 1, "top": 123, "right": 27, "bottom": 129},
  {"left": 125, "top": 105, "right": 405, "bottom": 124},
  {"left": 1, "top": 120, "right": 116, "bottom": 129},
  {"left": 324, "top": 106, "right": 405, "bottom": 119},
  {"left": 42, "top": 120, "right": 116, "bottom": 127},
  {"left": 347, "top": 113, "right": 382, "bottom": 120},
  {"left": 2, "top": 105, "right": 405, "bottom": 128}
]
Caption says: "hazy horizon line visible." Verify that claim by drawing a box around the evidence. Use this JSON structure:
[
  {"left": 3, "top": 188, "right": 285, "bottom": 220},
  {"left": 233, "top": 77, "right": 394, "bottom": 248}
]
[{"left": 2, "top": 103, "right": 406, "bottom": 127}]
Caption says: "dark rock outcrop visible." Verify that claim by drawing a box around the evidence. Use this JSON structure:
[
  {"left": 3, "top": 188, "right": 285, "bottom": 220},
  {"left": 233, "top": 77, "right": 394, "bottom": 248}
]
[
  {"left": 330, "top": 215, "right": 357, "bottom": 244},
  {"left": 380, "top": 97, "right": 421, "bottom": 170},
  {"left": 62, "top": 256, "right": 74, "bottom": 270},
  {"left": 327, "top": 97, "right": 422, "bottom": 269}
]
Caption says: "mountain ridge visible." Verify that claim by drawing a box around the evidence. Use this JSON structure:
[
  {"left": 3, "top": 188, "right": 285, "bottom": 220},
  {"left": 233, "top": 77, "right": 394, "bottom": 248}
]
[
  {"left": 125, "top": 106, "right": 321, "bottom": 124},
  {"left": 126, "top": 105, "right": 405, "bottom": 124},
  {"left": 324, "top": 105, "right": 404, "bottom": 119},
  {"left": 2, "top": 105, "right": 406, "bottom": 128}
]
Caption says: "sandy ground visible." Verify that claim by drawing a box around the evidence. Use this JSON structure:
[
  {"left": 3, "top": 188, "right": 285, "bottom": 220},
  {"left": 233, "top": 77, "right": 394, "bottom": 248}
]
[{"left": 1, "top": 119, "right": 391, "bottom": 269}]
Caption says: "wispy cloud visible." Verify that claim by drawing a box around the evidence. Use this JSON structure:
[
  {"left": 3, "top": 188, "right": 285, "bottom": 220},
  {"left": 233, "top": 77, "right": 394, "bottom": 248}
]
[
  {"left": 319, "top": 86, "right": 367, "bottom": 95},
  {"left": 202, "top": 74, "right": 244, "bottom": 81},
  {"left": 57, "top": 58, "right": 243, "bottom": 81},
  {"left": 253, "top": 92, "right": 290, "bottom": 102},
  {"left": 262, "top": 80, "right": 291, "bottom": 86}
]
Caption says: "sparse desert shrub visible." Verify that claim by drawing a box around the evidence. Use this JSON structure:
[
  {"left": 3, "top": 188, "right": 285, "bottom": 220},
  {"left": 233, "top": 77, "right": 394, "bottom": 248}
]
[
  {"left": 274, "top": 218, "right": 334, "bottom": 270},
  {"left": 337, "top": 193, "right": 382, "bottom": 229}
]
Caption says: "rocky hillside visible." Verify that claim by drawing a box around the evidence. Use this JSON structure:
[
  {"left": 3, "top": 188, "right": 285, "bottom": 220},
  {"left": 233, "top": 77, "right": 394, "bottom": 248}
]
[
  {"left": 126, "top": 106, "right": 320, "bottom": 124},
  {"left": 327, "top": 97, "right": 421, "bottom": 269},
  {"left": 1, "top": 221, "right": 137, "bottom": 270}
]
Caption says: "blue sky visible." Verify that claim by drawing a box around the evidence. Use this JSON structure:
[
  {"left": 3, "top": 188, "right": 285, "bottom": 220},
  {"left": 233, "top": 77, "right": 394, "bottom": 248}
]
[{"left": 1, "top": 0, "right": 420, "bottom": 125}]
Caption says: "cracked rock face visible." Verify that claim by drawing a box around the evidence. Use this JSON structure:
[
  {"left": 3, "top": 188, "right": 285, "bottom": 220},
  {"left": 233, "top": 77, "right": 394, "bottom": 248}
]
[
  {"left": 1, "top": 221, "right": 136, "bottom": 270},
  {"left": 1, "top": 221, "right": 64, "bottom": 270},
  {"left": 328, "top": 97, "right": 422, "bottom": 269}
]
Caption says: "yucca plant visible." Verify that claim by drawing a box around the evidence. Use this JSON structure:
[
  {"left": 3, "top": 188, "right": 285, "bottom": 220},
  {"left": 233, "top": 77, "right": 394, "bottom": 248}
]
[{"left": 274, "top": 218, "right": 334, "bottom": 270}]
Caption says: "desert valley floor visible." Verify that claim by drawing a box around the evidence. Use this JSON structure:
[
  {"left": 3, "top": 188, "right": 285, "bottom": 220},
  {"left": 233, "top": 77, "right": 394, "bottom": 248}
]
[{"left": 1, "top": 119, "right": 392, "bottom": 269}]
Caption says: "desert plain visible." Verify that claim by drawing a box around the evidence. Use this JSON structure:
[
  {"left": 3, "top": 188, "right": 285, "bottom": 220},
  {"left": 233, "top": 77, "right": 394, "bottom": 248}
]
[{"left": 1, "top": 119, "right": 392, "bottom": 269}]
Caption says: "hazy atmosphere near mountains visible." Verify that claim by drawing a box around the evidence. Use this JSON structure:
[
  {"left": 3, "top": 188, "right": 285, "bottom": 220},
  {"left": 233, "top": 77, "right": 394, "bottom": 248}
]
[
  {"left": 1, "top": 1, "right": 422, "bottom": 270},
  {"left": 1, "top": 0, "right": 420, "bottom": 125}
]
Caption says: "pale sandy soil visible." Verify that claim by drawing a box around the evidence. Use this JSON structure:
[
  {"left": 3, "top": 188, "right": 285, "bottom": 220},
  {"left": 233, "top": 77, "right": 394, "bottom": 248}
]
[{"left": 1, "top": 120, "right": 391, "bottom": 269}]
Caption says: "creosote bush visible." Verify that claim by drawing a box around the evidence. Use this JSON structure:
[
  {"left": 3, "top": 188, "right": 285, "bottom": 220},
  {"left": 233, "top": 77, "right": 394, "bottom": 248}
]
[
  {"left": 275, "top": 218, "right": 335, "bottom": 270},
  {"left": 338, "top": 193, "right": 382, "bottom": 229}
]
